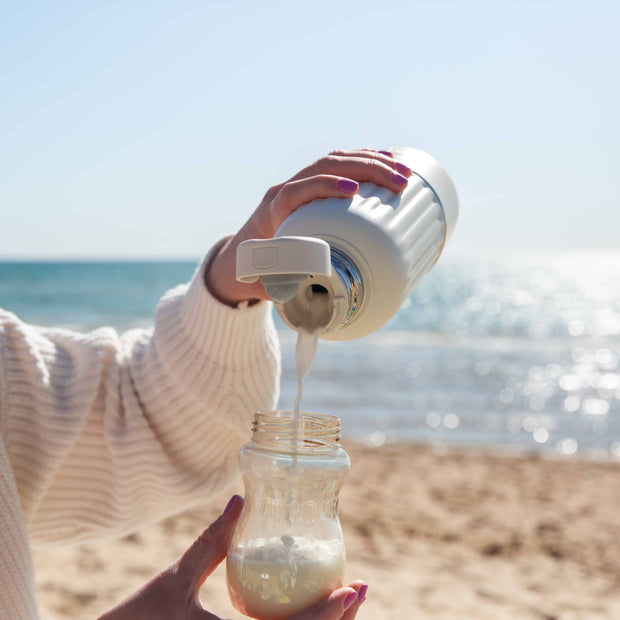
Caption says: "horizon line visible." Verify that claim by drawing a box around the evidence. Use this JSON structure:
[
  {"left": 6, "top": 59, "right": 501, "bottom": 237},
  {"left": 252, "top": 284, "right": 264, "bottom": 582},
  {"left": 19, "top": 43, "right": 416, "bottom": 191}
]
[
  {"left": 1, "top": 247, "right": 620, "bottom": 262},
  {"left": 0, "top": 256, "right": 203, "bottom": 263}
]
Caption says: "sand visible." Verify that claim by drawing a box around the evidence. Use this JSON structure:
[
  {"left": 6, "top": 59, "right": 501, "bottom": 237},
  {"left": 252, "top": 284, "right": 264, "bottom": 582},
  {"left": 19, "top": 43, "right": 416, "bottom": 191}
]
[{"left": 34, "top": 443, "right": 620, "bottom": 620}]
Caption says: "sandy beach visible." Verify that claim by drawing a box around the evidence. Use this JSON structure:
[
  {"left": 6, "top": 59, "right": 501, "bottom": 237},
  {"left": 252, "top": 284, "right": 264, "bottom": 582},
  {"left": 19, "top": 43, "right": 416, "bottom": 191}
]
[{"left": 34, "top": 443, "right": 620, "bottom": 620}]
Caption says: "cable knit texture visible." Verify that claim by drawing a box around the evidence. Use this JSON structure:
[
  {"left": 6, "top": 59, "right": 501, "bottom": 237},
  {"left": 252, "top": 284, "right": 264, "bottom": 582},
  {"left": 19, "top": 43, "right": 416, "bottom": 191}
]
[{"left": 0, "top": 251, "right": 280, "bottom": 619}]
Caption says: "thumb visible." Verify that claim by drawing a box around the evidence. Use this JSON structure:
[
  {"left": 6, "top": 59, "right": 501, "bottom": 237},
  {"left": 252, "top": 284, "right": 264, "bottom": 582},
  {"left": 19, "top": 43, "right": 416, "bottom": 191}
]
[{"left": 178, "top": 495, "right": 244, "bottom": 592}]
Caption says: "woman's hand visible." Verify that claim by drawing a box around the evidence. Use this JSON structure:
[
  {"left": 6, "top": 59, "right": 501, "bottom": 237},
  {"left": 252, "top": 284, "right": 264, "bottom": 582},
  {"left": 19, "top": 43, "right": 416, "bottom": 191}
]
[
  {"left": 205, "top": 148, "right": 411, "bottom": 306},
  {"left": 98, "top": 495, "right": 367, "bottom": 620}
]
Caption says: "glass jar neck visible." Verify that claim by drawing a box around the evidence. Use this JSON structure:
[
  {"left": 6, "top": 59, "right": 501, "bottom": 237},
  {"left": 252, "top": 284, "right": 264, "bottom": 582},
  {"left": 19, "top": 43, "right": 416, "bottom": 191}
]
[{"left": 251, "top": 411, "right": 341, "bottom": 453}]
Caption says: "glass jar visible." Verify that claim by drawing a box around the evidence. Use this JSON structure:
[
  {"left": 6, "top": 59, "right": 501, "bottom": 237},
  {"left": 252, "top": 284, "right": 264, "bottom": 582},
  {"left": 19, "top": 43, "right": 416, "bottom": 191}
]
[{"left": 226, "top": 410, "right": 350, "bottom": 620}]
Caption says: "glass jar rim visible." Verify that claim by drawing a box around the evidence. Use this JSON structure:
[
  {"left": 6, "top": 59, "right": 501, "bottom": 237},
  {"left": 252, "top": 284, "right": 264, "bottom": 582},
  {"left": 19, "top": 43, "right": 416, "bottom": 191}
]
[{"left": 251, "top": 410, "right": 341, "bottom": 452}]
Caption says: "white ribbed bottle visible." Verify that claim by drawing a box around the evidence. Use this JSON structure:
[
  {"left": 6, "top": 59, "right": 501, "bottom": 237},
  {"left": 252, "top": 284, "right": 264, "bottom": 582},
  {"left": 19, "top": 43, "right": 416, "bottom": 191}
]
[{"left": 237, "top": 147, "right": 458, "bottom": 340}]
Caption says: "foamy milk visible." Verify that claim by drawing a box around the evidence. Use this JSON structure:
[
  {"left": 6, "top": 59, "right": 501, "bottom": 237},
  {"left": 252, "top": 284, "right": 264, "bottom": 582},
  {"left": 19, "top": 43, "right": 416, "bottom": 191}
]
[{"left": 227, "top": 536, "right": 345, "bottom": 620}]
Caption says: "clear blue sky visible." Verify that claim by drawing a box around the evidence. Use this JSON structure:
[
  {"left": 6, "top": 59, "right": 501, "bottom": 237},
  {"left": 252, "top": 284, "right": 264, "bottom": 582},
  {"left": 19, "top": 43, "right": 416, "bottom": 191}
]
[{"left": 1, "top": 0, "right": 618, "bottom": 258}]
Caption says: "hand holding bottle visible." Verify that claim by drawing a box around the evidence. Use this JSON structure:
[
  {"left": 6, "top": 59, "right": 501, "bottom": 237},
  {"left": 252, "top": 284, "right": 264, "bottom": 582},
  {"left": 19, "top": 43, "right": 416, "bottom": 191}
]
[
  {"left": 204, "top": 148, "right": 410, "bottom": 307},
  {"left": 98, "top": 496, "right": 367, "bottom": 620}
]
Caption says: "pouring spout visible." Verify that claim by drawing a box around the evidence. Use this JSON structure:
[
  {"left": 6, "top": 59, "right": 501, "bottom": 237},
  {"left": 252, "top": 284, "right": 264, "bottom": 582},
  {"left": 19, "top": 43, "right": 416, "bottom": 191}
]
[
  {"left": 260, "top": 274, "right": 305, "bottom": 304},
  {"left": 236, "top": 236, "right": 332, "bottom": 297}
]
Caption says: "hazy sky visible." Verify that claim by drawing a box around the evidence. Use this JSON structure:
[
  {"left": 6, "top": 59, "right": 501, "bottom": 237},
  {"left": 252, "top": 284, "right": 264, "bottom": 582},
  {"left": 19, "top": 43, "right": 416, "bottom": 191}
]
[{"left": 1, "top": 0, "right": 619, "bottom": 259}]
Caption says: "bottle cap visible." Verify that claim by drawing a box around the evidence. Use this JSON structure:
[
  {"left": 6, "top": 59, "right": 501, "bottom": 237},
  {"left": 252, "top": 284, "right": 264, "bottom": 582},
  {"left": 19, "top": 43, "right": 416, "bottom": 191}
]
[{"left": 236, "top": 236, "right": 332, "bottom": 303}]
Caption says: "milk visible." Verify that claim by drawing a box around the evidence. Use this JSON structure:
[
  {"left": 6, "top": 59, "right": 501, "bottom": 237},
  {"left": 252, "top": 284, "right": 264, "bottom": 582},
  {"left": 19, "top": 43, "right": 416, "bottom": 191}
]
[
  {"left": 286, "top": 286, "right": 327, "bottom": 523},
  {"left": 227, "top": 536, "right": 345, "bottom": 620},
  {"left": 293, "top": 327, "right": 319, "bottom": 419},
  {"left": 292, "top": 284, "right": 330, "bottom": 423}
]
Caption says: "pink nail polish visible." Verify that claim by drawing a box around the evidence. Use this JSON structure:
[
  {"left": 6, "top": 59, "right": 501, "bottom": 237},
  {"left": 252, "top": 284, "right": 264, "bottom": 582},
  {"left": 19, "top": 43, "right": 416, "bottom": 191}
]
[
  {"left": 391, "top": 171, "right": 408, "bottom": 186},
  {"left": 379, "top": 150, "right": 393, "bottom": 157},
  {"left": 344, "top": 591, "right": 358, "bottom": 610},
  {"left": 395, "top": 162, "right": 411, "bottom": 176},
  {"left": 338, "top": 179, "right": 358, "bottom": 193},
  {"left": 359, "top": 584, "right": 368, "bottom": 603},
  {"left": 224, "top": 496, "right": 236, "bottom": 513}
]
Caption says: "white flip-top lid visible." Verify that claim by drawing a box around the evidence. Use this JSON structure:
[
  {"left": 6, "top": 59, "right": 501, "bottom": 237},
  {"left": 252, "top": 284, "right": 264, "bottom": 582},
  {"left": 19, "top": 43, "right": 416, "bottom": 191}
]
[{"left": 236, "top": 236, "right": 331, "bottom": 302}]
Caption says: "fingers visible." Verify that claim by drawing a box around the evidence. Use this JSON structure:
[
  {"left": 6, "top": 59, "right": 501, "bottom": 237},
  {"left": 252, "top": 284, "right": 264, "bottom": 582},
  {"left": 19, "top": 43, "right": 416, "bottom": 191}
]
[
  {"left": 269, "top": 174, "right": 358, "bottom": 224},
  {"left": 268, "top": 148, "right": 411, "bottom": 224},
  {"left": 249, "top": 147, "right": 411, "bottom": 240},
  {"left": 341, "top": 581, "right": 368, "bottom": 620},
  {"left": 291, "top": 581, "right": 368, "bottom": 620},
  {"left": 177, "top": 495, "right": 244, "bottom": 593},
  {"left": 288, "top": 149, "right": 412, "bottom": 193}
]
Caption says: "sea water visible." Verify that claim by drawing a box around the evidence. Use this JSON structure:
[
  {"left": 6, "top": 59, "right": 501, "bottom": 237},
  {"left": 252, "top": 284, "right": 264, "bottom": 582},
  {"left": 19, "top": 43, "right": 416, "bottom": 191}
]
[{"left": 3, "top": 252, "right": 619, "bottom": 457}]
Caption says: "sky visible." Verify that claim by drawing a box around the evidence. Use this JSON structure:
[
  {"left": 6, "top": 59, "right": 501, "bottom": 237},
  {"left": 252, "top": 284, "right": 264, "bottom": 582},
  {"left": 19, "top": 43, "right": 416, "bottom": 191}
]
[{"left": 1, "top": 0, "right": 619, "bottom": 259}]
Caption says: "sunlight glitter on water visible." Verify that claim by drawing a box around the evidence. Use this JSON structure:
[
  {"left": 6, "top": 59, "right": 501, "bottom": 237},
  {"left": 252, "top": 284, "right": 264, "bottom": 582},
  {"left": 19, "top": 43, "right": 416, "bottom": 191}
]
[{"left": 280, "top": 253, "right": 620, "bottom": 457}]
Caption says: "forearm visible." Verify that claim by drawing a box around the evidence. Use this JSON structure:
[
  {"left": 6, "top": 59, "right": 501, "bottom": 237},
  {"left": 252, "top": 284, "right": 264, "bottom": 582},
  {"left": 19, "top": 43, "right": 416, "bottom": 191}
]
[{"left": 1, "top": 250, "right": 280, "bottom": 548}]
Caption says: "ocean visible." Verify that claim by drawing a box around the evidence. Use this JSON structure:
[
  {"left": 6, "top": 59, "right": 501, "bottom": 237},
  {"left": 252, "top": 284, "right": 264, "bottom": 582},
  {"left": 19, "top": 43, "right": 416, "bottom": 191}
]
[{"left": 1, "top": 252, "right": 619, "bottom": 458}]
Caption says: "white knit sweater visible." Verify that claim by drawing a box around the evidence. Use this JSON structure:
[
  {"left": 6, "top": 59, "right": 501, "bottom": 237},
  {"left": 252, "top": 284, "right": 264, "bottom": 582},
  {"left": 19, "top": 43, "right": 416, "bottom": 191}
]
[{"left": 0, "top": 253, "right": 281, "bottom": 619}]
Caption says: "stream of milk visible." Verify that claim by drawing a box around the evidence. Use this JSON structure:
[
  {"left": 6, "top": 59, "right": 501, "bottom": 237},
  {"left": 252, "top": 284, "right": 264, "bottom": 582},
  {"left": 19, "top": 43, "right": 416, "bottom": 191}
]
[
  {"left": 286, "top": 287, "right": 329, "bottom": 522},
  {"left": 293, "top": 328, "right": 319, "bottom": 422},
  {"left": 284, "top": 327, "right": 320, "bottom": 524},
  {"left": 292, "top": 286, "right": 331, "bottom": 424}
]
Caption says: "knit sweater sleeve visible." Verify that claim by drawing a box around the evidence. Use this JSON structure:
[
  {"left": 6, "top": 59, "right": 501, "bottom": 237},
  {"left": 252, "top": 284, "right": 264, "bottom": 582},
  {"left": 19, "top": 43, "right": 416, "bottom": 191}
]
[{"left": 0, "top": 250, "right": 280, "bottom": 550}]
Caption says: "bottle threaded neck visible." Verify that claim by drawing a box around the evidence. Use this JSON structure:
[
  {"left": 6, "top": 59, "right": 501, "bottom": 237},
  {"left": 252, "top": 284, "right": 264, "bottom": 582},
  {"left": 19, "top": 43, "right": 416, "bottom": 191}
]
[
  {"left": 251, "top": 411, "right": 341, "bottom": 452},
  {"left": 330, "top": 247, "right": 364, "bottom": 332}
]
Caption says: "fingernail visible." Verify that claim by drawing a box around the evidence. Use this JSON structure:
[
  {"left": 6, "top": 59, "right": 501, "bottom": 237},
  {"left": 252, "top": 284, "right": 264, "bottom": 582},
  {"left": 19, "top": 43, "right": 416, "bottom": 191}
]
[
  {"left": 359, "top": 584, "right": 368, "bottom": 603},
  {"left": 224, "top": 496, "right": 237, "bottom": 514},
  {"left": 395, "top": 162, "right": 411, "bottom": 176},
  {"left": 391, "top": 171, "right": 408, "bottom": 186},
  {"left": 344, "top": 591, "right": 358, "bottom": 610},
  {"left": 379, "top": 150, "right": 393, "bottom": 157},
  {"left": 337, "top": 178, "right": 359, "bottom": 193}
]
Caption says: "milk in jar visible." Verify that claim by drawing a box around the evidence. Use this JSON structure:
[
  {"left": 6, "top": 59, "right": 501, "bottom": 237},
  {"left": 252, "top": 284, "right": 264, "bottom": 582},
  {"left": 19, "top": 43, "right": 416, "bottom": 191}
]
[
  {"left": 226, "top": 411, "right": 349, "bottom": 620},
  {"left": 227, "top": 536, "right": 345, "bottom": 619}
]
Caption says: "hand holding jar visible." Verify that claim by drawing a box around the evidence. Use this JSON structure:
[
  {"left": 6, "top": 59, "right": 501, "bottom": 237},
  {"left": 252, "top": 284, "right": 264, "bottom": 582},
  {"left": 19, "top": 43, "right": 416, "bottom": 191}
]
[
  {"left": 97, "top": 495, "right": 367, "bottom": 620},
  {"left": 226, "top": 411, "right": 354, "bottom": 620}
]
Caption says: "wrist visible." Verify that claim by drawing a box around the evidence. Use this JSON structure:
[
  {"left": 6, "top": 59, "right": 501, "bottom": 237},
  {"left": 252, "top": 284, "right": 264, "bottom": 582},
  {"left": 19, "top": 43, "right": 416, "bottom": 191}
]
[{"left": 203, "top": 235, "right": 265, "bottom": 307}]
